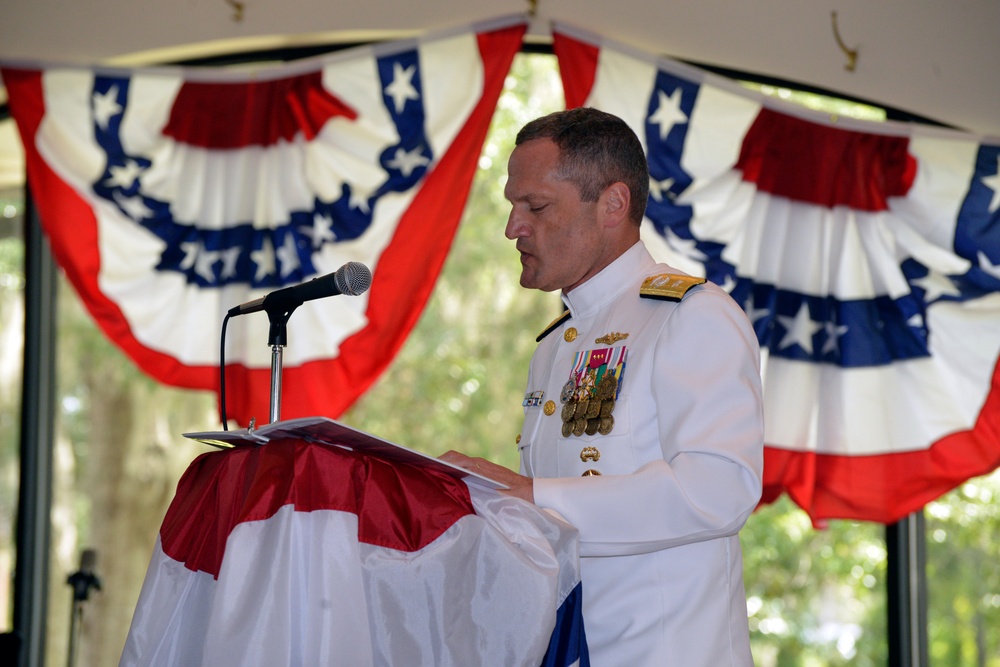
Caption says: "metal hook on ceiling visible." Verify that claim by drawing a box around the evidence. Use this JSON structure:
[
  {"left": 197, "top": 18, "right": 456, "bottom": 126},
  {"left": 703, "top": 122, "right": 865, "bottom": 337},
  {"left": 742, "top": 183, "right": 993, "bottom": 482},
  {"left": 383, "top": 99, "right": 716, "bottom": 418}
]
[
  {"left": 831, "top": 11, "right": 858, "bottom": 72},
  {"left": 226, "top": 0, "right": 244, "bottom": 22}
]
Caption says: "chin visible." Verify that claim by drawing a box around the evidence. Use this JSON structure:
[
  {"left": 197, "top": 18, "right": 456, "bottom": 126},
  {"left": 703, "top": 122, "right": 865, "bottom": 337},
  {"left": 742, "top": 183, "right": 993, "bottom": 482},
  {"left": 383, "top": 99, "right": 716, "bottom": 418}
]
[{"left": 521, "top": 273, "right": 550, "bottom": 290}]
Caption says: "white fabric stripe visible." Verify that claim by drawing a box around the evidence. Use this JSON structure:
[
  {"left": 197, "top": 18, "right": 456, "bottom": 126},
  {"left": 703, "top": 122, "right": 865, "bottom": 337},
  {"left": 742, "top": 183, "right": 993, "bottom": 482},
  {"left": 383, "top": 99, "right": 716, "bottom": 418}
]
[
  {"left": 314, "top": 54, "right": 408, "bottom": 203},
  {"left": 120, "top": 538, "right": 220, "bottom": 667},
  {"left": 467, "top": 483, "right": 582, "bottom": 612},
  {"left": 585, "top": 47, "right": 657, "bottom": 154},
  {"left": 639, "top": 221, "right": 707, "bottom": 276},
  {"left": 682, "top": 83, "right": 760, "bottom": 183},
  {"left": 37, "top": 69, "right": 106, "bottom": 187},
  {"left": 894, "top": 134, "right": 981, "bottom": 248},
  {"left": 133, "top": 141, "right": 321, "bottom": 229},
  {"left": 886, "top": 134, "right": 979, "bottom": 276},
  {"left": 203, "top": 507, "right": 372, "bottom": 666},
  {"left": 727, "top": 194, "right": 914, "bottom": 299},
  {"left": 419, "top": 31, "right": 483, "bottom": 158}
]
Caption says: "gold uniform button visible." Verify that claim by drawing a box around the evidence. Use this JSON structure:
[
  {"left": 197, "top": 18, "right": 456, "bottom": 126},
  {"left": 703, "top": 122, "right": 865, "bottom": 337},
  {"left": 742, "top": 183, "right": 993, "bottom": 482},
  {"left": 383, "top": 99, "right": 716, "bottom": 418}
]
[
  {"left": 564, "top": 327, "right": 578, "bottom": 342},
  {"left": 543, "top": 400, "right": 556, "bottom": 416},
  {"left": 515, "top": 434, "right": 521, "bottom": 445},
  {"left": 581, "top": 469, "right": 602, "bottom": 477}
]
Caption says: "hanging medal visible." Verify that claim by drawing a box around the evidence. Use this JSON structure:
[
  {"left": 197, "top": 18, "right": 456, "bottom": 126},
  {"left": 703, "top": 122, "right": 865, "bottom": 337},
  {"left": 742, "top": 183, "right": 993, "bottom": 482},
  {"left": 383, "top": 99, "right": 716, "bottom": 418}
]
[{"left": 559, "top": 345, "right": 627, "bottom": 438}]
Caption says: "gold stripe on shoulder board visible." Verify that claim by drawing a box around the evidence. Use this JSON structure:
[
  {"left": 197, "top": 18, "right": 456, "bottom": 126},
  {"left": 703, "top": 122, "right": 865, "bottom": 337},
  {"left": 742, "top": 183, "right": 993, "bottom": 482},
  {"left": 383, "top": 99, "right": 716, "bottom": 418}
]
[{"left": 639, "top": 273, "right": 706, "bottom": 301}]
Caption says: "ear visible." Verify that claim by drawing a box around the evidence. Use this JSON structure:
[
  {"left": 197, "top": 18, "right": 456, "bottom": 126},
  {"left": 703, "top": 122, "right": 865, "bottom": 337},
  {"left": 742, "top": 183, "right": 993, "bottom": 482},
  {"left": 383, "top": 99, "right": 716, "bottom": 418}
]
[{"left": 599, "top": 182, "right": 631, "bottom": 228}]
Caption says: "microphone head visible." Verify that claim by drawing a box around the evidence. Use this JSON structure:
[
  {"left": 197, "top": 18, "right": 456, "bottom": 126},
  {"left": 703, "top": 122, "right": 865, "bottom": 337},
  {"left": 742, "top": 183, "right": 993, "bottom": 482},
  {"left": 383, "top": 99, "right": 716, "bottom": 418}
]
[
  {"left": 80, "top": 548, "right": 97, "bottom": 573},
  {"left": 335, "top": 262, "right": 373, "bottom": 296}
]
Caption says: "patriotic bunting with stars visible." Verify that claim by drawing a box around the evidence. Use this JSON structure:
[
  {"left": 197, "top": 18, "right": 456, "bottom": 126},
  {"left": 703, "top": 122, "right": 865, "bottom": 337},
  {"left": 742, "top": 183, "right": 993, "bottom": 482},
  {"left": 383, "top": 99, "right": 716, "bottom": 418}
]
[
  {"left": 2, "top": 17, "right": 526, "bottom": 425},
  {"left": 553, "top": 23, "right": 1000, "bottom": 524}
]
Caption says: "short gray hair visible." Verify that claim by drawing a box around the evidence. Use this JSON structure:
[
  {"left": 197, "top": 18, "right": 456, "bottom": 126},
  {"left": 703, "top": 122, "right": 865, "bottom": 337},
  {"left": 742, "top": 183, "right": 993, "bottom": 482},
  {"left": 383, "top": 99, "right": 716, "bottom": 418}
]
[{"left": 516, "top": 108, "right": 649, "bottom": 224}]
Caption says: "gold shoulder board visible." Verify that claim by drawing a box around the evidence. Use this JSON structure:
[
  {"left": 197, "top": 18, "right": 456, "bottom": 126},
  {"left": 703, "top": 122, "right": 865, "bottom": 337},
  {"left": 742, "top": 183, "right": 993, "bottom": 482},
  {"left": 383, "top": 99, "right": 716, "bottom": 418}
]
[
  {"left": 639, "top": 273, "right": 707, "bottom": 301},
  {"left": 536, "top": 310, "right": 572, "bottom": 342}
]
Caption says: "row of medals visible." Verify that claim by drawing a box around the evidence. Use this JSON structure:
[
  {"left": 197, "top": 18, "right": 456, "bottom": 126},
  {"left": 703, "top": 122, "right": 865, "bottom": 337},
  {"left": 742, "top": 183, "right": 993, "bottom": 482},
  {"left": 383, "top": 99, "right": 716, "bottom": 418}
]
[{"left": 560, "top": 371, "right": 618, "bottom": 438}]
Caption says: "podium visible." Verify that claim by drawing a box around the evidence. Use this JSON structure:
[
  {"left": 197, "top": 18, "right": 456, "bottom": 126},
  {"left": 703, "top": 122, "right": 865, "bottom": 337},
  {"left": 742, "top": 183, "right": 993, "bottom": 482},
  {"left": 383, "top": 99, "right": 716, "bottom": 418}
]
[{"left": 120, "top": 419, "right": 588, "bottom": 666}]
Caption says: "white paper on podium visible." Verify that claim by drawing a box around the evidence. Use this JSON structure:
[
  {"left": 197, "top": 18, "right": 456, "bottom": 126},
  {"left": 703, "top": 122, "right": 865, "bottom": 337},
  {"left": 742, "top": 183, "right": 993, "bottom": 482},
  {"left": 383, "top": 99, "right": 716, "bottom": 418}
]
[{"left": 184, "top": 416, "right": 509, "bottom": 490}]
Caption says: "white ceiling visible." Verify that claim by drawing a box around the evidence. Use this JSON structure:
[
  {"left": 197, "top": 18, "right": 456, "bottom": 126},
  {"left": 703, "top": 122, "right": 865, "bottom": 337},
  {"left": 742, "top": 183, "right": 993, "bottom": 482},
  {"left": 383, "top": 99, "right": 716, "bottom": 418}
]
[{"left": 1, "top": 0, "right": 999, "bottom": 188}]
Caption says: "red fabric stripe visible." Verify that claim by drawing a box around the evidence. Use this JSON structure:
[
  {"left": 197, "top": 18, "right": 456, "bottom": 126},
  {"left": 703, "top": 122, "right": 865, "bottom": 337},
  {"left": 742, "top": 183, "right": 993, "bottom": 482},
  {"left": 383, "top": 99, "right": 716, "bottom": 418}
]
[
  {"left": 159, "top": 438, "right": 476, "bottom": 576},
  {"left": 760, "top": 358, "right": 1000, "bottom": 525},
  {"left": 736, "top": 108, "right": 917, "bottom": 211},
  {"left": 162, "top": 71, "right": 357, "bottom": 148},
  {"left": 222, "top": 24, "right": 527, "bottom": 424},
  {"left": 553, "top": 32, "right": 599, "bottom": 110}
]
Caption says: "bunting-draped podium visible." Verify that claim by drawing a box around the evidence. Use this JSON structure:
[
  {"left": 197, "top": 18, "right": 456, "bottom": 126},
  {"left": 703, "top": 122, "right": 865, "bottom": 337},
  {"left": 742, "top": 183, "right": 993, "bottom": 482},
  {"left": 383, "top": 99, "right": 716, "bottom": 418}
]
[{"left": 119, "top": 437, "right": 588, "bottom": 667}]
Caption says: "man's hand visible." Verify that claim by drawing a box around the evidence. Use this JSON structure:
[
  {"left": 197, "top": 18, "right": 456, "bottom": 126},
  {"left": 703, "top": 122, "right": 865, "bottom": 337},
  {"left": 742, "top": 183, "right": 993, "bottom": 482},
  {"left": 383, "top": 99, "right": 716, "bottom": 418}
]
[{"left": 439, "top": 451, "right": 534, "bottom": 503}]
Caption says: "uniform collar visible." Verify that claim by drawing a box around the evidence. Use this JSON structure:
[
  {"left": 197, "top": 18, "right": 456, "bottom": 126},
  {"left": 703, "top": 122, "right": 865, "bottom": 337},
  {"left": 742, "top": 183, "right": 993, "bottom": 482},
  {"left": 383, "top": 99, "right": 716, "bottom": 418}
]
[{"left": 561, "top": 241, "right": 656, "bottom": 319}]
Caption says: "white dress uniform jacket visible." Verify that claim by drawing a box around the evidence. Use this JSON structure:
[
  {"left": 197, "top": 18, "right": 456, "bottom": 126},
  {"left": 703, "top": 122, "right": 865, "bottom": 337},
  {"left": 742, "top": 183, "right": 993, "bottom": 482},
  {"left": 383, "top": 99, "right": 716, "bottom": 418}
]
[{"left": 519, "top": 241, "right": 764, "bottom": 666}]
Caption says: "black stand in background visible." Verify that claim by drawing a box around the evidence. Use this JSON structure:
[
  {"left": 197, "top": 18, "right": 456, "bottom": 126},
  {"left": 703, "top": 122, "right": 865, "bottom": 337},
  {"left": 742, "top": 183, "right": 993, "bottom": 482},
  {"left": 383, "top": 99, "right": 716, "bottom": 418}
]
[
  {"left": 887, "top": 512, "right": 928, "bottom": 667},
  {"left": 66, "top": 549, "right": 101, "bottom": 667}
]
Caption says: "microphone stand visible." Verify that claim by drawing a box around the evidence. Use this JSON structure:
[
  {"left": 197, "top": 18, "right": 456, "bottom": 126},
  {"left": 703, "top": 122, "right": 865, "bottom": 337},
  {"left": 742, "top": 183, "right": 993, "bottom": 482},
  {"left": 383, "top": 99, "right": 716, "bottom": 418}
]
[
  {"left": 66, "top": 550, "right": 100, "bottom": 667},
  {"left": 266, "top": 307, "right": 294, "bottom": 424},
  {"left": 226, "top": 262, "right": 372, "bottom": 427}
]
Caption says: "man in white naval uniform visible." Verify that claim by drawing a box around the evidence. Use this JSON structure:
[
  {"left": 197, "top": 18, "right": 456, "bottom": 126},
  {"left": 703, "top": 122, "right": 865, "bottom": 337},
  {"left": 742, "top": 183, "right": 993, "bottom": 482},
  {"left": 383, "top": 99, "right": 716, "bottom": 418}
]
[{"left": 443, "top": 108, "right": 763, "bottom": 666}]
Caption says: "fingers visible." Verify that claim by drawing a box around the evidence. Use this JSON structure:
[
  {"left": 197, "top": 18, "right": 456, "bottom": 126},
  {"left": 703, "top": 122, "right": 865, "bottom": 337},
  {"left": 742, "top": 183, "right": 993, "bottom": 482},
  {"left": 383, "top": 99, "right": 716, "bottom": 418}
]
[{"left": 439, "top": 450, "right": 475, "bottom": 467}]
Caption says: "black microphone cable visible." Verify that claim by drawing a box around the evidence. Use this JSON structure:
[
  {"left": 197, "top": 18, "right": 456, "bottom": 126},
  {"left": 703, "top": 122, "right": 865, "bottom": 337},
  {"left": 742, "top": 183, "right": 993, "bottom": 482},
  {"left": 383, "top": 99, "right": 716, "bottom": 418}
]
[{"left": 219, "top": 312, "right": 232, "bottom": 430}]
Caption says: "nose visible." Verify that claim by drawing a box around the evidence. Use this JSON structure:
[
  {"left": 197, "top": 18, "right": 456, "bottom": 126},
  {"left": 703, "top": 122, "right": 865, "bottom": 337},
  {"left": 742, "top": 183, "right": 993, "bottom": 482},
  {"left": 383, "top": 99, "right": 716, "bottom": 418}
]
[{"left": 505, "top": 208, "right": 529, "bottom": 240}]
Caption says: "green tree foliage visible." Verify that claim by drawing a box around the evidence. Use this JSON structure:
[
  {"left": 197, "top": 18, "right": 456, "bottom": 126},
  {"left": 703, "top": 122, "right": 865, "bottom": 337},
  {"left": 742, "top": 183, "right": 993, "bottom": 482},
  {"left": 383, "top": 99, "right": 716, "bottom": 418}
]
[
  {"left": 926, "top": 477, "right": 1000, "bottom": 666},
  {"left": 0, "top": 188, "right": 25, "bottom": 631},
  {"left": 743, "top": 498, "right": 888, "bottom": 666}
]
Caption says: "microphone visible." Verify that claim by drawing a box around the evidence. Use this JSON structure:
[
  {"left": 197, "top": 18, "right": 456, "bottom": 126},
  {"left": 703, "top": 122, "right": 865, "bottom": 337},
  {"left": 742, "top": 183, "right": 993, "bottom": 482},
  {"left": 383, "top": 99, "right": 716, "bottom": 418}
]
[
  {"left": 67, "top": 548, "right": 101, "bottom": 602},
  {"left": 228, "top": 262, "right": 372, "bottom": 317}
]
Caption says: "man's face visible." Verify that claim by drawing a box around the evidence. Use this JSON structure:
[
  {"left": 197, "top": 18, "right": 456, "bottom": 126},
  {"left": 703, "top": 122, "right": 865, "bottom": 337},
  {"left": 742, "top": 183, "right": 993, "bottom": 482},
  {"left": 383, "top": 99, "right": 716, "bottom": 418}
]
[{"left": 504, "top": 138, "right": 607, "bottom": 293}]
